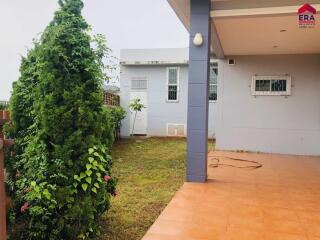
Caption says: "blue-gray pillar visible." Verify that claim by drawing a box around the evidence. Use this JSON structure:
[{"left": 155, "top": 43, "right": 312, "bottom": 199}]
[{"left": 187, "top": 0, "right": 211, "bottom": 182}]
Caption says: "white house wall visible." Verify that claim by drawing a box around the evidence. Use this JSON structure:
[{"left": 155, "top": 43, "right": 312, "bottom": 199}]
[
  {"left": 120, "top": 65, "right": 217, "bottom": 138},
  {"left": 216, "top": 54, "right": 320, "bottom": 155}
]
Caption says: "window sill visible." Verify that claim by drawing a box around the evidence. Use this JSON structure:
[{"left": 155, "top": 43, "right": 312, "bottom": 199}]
[
  {"left": 166, "top": 100, "right": 179, "bottom": 103},
  {"left": 209, "top": 100, "right": 217, "bottom": 103}
]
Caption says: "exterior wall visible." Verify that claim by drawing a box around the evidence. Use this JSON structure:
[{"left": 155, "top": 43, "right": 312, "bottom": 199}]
[
  {"left": 120, "top": 48, "right": 189, "bottom": 64},
  {"left": 120, "top": 64, "right": 217, "bottom": 137},
  {"left": 216, "top": 54, "right": 320, "bottom": 155}
]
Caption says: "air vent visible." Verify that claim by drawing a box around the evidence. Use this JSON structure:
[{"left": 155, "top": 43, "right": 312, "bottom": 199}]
[
  {"left": 131, "top": 77, "right": 147, "bottom": 89},
  {"left": 167, "top": 123, "right": 185, "bottom": 137}
]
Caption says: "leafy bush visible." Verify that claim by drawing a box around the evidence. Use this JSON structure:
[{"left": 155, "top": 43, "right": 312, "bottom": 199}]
[
  {"left": 0, "top": 102, "right": 9, "bottom": 110},
  {"left": 6, "top": 0, "right": 123, "bottom": 239},
  {"left": 103, "top": 106, "right": 126, "bottom": 142}
]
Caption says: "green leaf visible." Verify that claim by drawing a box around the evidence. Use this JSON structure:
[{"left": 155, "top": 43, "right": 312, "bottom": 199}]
[
  {"left": 86, "top": 164, "right": 92, "bottom": 170},
  {"left": 43, "top": 189, "right": 51, "bottom": 200},
  {"left": 94, "top": 183, "right": 100, "bottom": 188},
  {"left": 91, "top": 187, "right": 97, "bottom": 194},
  {"left": 96, "top": 172, "right": 101, "bottom": 178},
  {"left": 71, "top": 189, "right": 78, "bottom": 194},
  {"left": 94, "top": 152, "right": 100, "bottom": 157},
  {"left": 86, "top": 169, "right": 92, "bottom": 176},
  {"left": 31, "top": 181, "right": 36, "bottom": 187},
  {"left": 81, "top": 183, "right": 88, "bottom": 191},
  {"left": 88, "top": 148, "right": 94, "bottom": 154},
  {"left": 98, "top": 164, "right": 106, "bottom": 172},
  {"left": 88, "top": 157, "right": 94, "bottom": 163},
  {"left": 85, "top": 177, "right": 92, "bottom": 184},
  {"left": 80, "top": 172, "right": 86, "bottom": 179},
  {"left": 93, "top": 160, "right": 98, "bottom": 167}
]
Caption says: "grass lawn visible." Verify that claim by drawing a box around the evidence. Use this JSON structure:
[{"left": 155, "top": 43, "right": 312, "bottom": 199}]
[{"left": 99, "top": 137, "right": 187, "bottom": 240}]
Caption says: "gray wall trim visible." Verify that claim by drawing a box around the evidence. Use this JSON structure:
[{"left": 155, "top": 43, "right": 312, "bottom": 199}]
[{"left": 187, "top": 0, "right": 211, "bottom": 183}]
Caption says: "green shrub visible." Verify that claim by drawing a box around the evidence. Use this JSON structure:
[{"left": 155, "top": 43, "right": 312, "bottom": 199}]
[
  {"left": 6, "top": 0, "right": 123, "bottom": 239},
  {"left": 103, "top": 106, "right": 126, "bottom": 142},
  {"left": 0, "top": 102, "right": 8, "bottom": 110}
]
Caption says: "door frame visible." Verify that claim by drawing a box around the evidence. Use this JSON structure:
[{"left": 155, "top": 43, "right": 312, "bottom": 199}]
[{"left": 130, "top": 91, "right": 148, "bottom": 136}]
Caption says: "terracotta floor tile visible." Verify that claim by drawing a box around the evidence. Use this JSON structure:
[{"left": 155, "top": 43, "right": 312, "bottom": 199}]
[
  {"left": 230, "top": 196, "right": 259, "bottom": 206},
  {"left": 142, "top": 233, "right": 186, "bottom": 240},
  {"left": 196, "top": 203, "right": 229, "bottom": 218},
  {"left": 262, "top": 207, "right": 299, "bottom": 222},
  {"left": 263, "top": 219, "right": 305, "bottom": 235},
  {"left": 302, "top": 220, "right": 320, "bottom": 237},
  {"left": 229, "top": 214, "right": 264, "bottom": 231},
  {"left": 258, "top": 198, "right": 295, "bottom": 209},
  {"left": 296, "top": 210, "right": 320, "bottom": 223},
  {"left": 192, "top": 213, "right": 228, "bottom": 229},
  {"left": 230, "top": 204, "right": 263, "bottom": 218},
  {"left": 169, "top": 197, "right": 199, "bottom": 209},
  {"left": 308, "top": 237, "right": 320, "bottom": 240},
  {"left": 226, "top": 227, "right": 264, "bottom": 240},
  {"left": 291, "top": 200, "right": 320, "bottom": 211},
  {"left": 142, "top": 151, "right": 320, "bottom": 240},
  {"left": 184, "top": 225, "right": 227, "bottom": 240},
  {"left": 263, "top": 232, "right": 308, "bottom": 240},
  {"left": 158, "top": 205, "right": 194, "bottom": 222}
]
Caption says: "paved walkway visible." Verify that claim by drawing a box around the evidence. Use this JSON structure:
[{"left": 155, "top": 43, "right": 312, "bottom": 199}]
[{"left": 142, "top": 151, "right": 320, "bottom": 240}]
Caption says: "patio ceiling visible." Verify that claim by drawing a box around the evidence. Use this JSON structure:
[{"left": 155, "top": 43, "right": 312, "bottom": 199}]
[{"left": 168, "top": 0, "right": 320, "bottom": 58}]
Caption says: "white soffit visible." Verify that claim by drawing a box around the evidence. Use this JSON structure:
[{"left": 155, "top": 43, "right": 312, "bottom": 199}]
[
  {"left": 168, "top": 0, "right": 320, "bottom": 55},
  {"left": 214, "top": 15, "right": 320, "bottom": 55}
]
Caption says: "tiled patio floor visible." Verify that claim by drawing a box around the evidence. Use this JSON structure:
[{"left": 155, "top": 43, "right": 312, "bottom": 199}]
[{"left": 142, "top": 151, "right": 320, "bottom": 240}]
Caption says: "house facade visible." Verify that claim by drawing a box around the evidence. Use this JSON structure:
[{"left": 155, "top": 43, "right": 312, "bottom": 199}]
[
  {"left": 120, "top": 48, "right": 218, "bottom": 139},
  {"left": 122, "top": 0, "right": 320, "bottom": 182},
  {"left": 120, "top": 48, "right": 320, "bottom": 156}
]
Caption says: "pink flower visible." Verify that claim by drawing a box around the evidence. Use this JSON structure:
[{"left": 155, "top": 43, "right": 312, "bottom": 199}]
[
  {"left": 21, "top": 202, "right": 29, "bottom": 213},
  {"left": 103, "top": 175, "right": 111, "bottom": 182}
]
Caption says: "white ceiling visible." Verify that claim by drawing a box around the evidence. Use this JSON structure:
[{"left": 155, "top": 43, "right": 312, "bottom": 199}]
[
  {"left": 168, "top": 0, "right": 320, "bottom": 57},
  {"left": 214, "top": 15, "right": 320, "bottom": 55}
]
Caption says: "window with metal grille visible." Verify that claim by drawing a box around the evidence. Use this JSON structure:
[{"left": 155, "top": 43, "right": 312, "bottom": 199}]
[
  {"left": 252, "top": 76, "right": 291, "bottom": 96},
  {"left": 167, "top": 67, "right": 179, "bottom": 101},
  {"left": 209, "top": 64, "right": 218, "bottom": 101},
  {"left": 131, "top": 77, "right": 147, "bottom": 89}
]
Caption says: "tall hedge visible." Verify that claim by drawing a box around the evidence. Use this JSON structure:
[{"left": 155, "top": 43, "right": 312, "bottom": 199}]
[{"left": 7, "top": 0, "right": 118, "bottom": 239}]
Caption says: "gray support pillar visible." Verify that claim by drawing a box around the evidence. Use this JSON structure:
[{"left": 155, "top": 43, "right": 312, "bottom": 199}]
[{"left": 187, "top": 0, "right": 211, "bottom": 182}]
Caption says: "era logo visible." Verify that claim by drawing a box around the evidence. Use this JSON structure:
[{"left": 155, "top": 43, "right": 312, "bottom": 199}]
[{"left": 298, "top": 3, "right": 317, "bottom": 28}]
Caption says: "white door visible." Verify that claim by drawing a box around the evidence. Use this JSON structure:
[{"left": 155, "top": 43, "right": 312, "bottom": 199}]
[{"left": 130, "top": 92, "right": 147, "bottom": 135}]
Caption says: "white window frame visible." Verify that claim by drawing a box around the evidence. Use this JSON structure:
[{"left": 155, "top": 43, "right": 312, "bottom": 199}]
[
  {"left": 209, "top": 64, "right": 218, "bottom": 103},
  {"left": 166, "top": 67, "right": 180, "bottom": 102},
  {"left": 251, "top": 75, "right": 291, "bottom": 96}
]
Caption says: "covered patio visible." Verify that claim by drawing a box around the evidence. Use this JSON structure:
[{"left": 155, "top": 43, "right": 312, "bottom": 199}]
[
  {"left": 142, "top": 0, "right": 320, "bottom": 238},
  {"left": 143, "top": 151, "right": 320, "bottom": 240},
  {"left": 167, "top": 0, "right": 320, "bottom": 183}
]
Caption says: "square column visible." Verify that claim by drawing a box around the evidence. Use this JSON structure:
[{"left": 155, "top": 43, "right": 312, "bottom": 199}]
[{"left": 187, "top": 0, "right": 211, "bottom": 182}]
